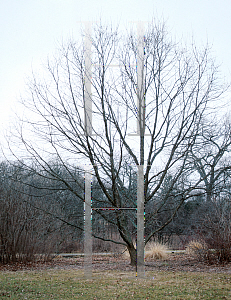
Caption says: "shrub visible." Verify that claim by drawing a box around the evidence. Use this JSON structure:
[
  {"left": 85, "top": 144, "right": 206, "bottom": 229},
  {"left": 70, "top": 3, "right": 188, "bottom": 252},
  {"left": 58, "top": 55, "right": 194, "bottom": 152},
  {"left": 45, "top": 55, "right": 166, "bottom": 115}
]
[
  {"left": 0, "top": 166, "right": 59, "bottom": 264},
  {"left": 193, "top": 196, "right": 231, "bottom": 264}
]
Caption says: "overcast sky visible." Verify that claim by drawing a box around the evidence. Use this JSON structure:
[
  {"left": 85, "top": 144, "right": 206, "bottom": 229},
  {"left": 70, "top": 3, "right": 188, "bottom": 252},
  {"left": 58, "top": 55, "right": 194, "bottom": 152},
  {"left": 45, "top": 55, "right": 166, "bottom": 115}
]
[{"left": 1, "top": 0, "right": 231, "bottom": 135}]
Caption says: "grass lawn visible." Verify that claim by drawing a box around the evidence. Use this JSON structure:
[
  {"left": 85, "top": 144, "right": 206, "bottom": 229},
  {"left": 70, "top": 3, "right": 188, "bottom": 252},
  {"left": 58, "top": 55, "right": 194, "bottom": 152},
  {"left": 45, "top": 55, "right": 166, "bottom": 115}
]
[{"left": 0, "top": 269, "right": 230, "bottom": 299}]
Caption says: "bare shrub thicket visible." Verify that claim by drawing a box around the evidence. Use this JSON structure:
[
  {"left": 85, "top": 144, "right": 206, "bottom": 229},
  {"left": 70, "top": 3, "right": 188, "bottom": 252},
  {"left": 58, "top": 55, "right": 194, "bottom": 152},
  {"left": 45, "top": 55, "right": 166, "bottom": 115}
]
[
  {"left": 0, "top": 186, "right": 56, "bottom": 263},
  {"left": 0, "top": 163, "right": 62, "bottom": 263},
  {"left": 191, "top": 196, "right": 231, "bottom": 264}
]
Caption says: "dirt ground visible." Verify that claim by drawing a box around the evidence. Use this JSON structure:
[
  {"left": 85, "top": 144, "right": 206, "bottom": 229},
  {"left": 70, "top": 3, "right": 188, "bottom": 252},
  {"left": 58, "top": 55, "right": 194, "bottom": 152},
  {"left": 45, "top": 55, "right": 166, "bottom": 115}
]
[{"left": 1, "top": 253, "right": 231, "bottom": 274}]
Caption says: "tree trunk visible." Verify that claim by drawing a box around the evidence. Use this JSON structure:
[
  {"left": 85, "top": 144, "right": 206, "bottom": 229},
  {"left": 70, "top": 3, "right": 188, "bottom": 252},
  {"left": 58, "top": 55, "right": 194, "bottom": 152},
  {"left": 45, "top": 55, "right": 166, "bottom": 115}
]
[{"left": 127, "top": 244, "right": 137, "bottom": 266}]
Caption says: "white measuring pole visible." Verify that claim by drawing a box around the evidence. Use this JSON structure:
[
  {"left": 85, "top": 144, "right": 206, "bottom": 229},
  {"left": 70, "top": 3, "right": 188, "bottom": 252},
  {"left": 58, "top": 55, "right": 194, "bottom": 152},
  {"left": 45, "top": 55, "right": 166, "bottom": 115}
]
[
  {"left": 137, "top": 164, "right": 145, "bottom": 277},
  {"left": 136, "top": 22, "right": 145, "bottom": 277},
  {"left": 84, "top": 22, "right": 92, "bottom": 136},
  {"left": 84, "top": 165, "right": 92, "bottom": 279},
  {"left": 137, "top": 22, "right": 145, "bottom": 136},
  {"left": 84, "top": 22, "right": 93, "bottom": 279}
]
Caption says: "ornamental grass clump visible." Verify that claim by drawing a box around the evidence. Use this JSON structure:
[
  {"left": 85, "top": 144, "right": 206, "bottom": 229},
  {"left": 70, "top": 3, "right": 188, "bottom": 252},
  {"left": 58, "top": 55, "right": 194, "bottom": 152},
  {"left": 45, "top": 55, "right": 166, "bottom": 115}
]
[
  {"left": 145, "top": 242, "right": 168, "bottom": 261},
  {"left": 122, "top": 242, "right": 168, "bottom": 261},
  {"left": 185, "top": 240, "right": 207, "bottom": 256}
]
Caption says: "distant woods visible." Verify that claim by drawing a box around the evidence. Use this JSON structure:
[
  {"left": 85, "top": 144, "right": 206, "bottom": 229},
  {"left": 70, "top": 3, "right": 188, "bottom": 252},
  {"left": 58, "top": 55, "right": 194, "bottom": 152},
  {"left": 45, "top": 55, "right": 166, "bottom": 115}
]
[{"left": 0, "top": 154, "right": 231, "bottom": 263}]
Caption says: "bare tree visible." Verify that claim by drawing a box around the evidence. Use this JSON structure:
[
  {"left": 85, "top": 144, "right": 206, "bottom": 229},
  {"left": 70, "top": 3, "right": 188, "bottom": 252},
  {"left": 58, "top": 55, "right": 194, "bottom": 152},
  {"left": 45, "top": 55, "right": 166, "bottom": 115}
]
[
  {"left": 189, "top": 116, "right": 231, "bottom": 202},
  {"left": 8, "top": 22, "right": 226, "bottom": 265}
]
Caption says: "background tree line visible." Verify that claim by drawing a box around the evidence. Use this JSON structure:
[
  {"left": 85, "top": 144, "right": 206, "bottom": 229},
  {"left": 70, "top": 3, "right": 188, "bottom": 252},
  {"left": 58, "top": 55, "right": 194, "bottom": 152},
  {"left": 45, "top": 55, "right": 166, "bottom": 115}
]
[{"left": 1, "top": 122, "right": 231, "bottom": 263}]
